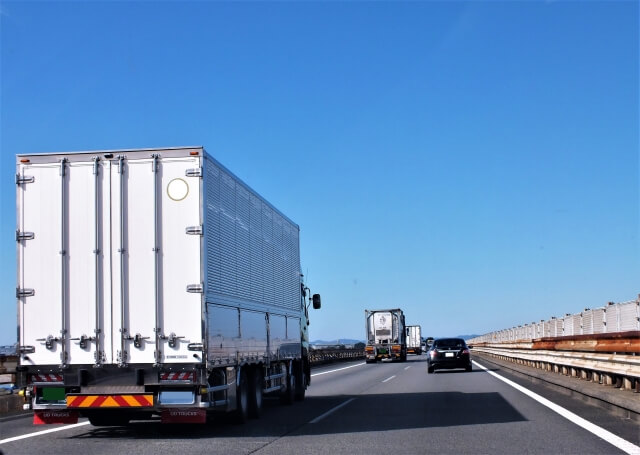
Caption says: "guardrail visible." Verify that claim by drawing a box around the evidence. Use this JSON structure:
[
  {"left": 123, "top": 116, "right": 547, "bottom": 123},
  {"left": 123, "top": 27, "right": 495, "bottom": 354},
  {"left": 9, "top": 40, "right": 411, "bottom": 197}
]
[
  {"left": 468, "top": 297, "right": 640, "bottom": 395},
  {"left": 309, "top": 346, "right": 365, "bottom": 365},
  {"left": 469, "top": 298, "right": 639, "bottom": 344}
]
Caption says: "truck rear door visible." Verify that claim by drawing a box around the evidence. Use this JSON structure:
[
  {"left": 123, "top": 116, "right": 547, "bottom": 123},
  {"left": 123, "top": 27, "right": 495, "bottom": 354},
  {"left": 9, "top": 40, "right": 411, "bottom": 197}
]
[
  {"left": 18, "top": 151, "right": 203, "bottom": 368},
  {"left": 111, "top": 154, "right": 202, "bottom": 366},
  {"left": 18, "top": 158, "right": 111, "bottom": 367}
]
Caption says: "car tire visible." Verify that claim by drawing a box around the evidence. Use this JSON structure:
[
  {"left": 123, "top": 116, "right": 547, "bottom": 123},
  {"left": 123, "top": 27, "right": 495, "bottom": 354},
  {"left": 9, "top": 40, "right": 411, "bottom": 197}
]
[
  {"left": 294, "top": 362, "right": 306, "bottom": 402},
  {"left": 234, "top": 368, "right": 249, "bottom": 424},
  {"left": 465, "top": 364, "right": 472, "bottom": 372},
  {"left": 248, "top": 367, "right": 263, "bottom": 419},
  {"left": 427, "top": 365, "right": 434, "bottom": 374},
  {"left": 280, "top": 365, "right": 295, "bottom": 405}
]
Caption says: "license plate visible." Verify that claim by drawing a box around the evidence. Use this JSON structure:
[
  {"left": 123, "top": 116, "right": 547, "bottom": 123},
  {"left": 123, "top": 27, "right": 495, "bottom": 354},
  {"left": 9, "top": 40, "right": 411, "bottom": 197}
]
[
  {"left": 445, "top": 352, "right": 454, "bottom": 358},
  {"left": 42, "top": 387, "right": 66, "bottom": 401},
  {"left": 378, "top": 349, "right": 387, "bottom": 354}
]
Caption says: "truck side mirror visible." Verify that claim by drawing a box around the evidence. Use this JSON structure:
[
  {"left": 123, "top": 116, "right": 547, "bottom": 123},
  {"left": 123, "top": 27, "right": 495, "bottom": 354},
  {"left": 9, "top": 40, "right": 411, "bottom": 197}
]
[{"left": 312, "top": 294, "right": 321, "bottom": 309}]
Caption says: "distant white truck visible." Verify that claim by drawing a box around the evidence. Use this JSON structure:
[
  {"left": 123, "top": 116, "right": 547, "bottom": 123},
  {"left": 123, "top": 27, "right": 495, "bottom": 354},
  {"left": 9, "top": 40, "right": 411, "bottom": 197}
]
[
  {"left": 405, "top": 325, "right": 422, "bottom": 355},
  {"left": 15, "top": 146, "right": 321, "bottom": 425},
  {"left": 364, "top": 309, "right": 406, "bottom": 363}
]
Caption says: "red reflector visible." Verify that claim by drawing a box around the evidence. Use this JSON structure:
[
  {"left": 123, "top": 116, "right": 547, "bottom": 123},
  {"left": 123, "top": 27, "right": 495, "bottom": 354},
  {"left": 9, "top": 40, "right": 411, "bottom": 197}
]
[
  {"left": 20, "top": 159, "right": 30, "bottom": 163},
  {"left": 189, "top": 151, "right": 199, "bottom": 156},
  {"left": 34, "top": 410, "right": 78, "bottom": 425},
  {"left": 30, "top": 374, "right": 64, "bottom": 384},
  {"left": 159, "top": 372, "right": 196, "bottom": 382},
  {"left": 161, "top": 408, "right": 206, "bottom": 424}
]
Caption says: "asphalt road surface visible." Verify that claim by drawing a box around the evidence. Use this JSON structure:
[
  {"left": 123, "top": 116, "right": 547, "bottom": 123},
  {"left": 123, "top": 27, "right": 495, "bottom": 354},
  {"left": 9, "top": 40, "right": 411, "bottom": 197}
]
[{"left": 1, "top": 356, "right": 638, "bottom": 454}]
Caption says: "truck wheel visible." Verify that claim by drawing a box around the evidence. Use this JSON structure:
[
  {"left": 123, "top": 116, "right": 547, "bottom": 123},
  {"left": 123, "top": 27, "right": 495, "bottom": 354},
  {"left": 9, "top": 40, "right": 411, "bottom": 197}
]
[
  {"left": 234, "top": 369, "right": 249, "bottom": 424},
  {"left": 280, "top": 366, "right": 295, "bottom": 405},
  {"left": 248, "top": 368, "right": 263, "bottom": 419},
  {"left": 294, "top": 362, "right": 306, "bottom": 401}
]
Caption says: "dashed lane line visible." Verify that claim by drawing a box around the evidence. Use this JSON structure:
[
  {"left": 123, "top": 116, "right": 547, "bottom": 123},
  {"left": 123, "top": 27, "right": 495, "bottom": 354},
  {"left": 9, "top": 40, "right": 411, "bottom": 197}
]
[
  {"left": 309, "top": 398, "right": 356, "bottom": 424},
  {"left": 310, "top": 362, "right": 366, "bottom": 377}
]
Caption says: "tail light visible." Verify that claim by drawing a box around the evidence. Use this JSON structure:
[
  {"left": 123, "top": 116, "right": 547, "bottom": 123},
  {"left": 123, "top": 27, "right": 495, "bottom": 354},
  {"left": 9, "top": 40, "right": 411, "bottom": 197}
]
[
  {"left": 365, "top": 346, "right": 374, "bottom": 353},
  {"left": 391, "top": 345, "right": 401, "bottom": 352},
  {"left": 430, "top": 349, "right": 437, "bottom": 357},
  {"left": 462, "top": 349, "right": 470, "bottom": 355}
]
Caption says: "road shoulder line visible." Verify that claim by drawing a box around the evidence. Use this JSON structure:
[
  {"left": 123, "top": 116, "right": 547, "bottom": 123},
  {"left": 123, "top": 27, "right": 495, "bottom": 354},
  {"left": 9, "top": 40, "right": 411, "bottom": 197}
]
[{"left": 473, "top": 360, "right": 640, "bottom": 455}]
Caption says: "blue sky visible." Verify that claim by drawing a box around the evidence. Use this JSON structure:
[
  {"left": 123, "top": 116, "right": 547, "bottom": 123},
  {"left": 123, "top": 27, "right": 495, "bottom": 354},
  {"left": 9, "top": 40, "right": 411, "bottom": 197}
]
[{"left": 1, "top": 1, "right": 638, "bottom": 345}]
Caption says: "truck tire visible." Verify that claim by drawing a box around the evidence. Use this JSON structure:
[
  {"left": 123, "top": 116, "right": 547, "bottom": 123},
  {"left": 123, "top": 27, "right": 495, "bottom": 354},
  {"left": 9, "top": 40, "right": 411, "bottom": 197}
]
[
  {"left": 280, "top": 366, "right": 295, "bottom": 405},
  {"left": 234, "top": 369, "right": 249, "bottom": 424},
  {"left": 294, "top": 362, "right": 306, "bottom": 402},
  {"left": 248, "top": 368, "right": 263, "bottom": 419}
]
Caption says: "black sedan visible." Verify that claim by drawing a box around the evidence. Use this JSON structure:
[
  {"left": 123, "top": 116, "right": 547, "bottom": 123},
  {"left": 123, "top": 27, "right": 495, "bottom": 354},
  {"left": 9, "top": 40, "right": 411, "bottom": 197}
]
[{"left": 427, "top": 338, "right": 472, "bottom": 373}]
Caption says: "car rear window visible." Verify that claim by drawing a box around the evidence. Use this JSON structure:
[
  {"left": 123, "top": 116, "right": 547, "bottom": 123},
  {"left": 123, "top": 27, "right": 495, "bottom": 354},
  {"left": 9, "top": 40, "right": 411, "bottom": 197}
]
[{"left": 434, "top": 338, "right": 465, "bottom": 348}]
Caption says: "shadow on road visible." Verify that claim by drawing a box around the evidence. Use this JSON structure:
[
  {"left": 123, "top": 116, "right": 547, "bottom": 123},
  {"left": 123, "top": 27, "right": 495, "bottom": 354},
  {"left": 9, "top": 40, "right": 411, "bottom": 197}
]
[{"left": 68, "top": 390, "right": 526, "bottom": 440}]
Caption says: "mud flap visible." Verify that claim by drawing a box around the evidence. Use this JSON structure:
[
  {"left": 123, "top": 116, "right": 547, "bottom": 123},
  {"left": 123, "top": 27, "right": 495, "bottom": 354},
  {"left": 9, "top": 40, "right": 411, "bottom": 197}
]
[
  {"left": 34, "top": 410, "right": 79, "bottom": 425},
  {"left": 161, "top": 408, "right": 206, "bottom": 424}
]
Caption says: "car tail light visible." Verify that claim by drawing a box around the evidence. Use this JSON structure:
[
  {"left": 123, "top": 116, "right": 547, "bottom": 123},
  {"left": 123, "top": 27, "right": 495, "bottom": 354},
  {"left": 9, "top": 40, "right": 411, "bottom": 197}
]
[
  {"left": 462, "top": 349, "right": 470, "bottom": 355},
  {"left": 430, "top": 349, "right": 437, "bottom": 357}
]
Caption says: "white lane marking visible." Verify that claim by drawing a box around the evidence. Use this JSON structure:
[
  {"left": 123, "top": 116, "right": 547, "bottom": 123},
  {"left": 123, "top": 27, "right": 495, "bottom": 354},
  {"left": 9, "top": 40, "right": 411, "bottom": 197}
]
[
  {"left": 310, "top": 362, "right": 365, "bottom": 377},
  {"left": 473, "top": 360, "right": 640, "bottom": 455},
  {"left": 309, "top": 398, "right": 356, "bottom": 424},
  {"left": 0, "top": 421, "right": 91, "bottom": 445},
  {"left": 404, "top": 366, "right": 411, "bottom": 370},
  {"left": 382, "top": 375, "right": 396, "bottom": 383}
]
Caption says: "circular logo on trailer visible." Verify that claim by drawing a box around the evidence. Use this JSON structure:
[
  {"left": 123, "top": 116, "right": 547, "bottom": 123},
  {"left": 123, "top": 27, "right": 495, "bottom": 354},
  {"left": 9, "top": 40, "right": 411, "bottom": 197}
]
[
  {"left": 167, "top": 178, "right": 189, "bottom": 201},
  {"left": 379, "top": 315, "right": 386, "bottom": 325}
]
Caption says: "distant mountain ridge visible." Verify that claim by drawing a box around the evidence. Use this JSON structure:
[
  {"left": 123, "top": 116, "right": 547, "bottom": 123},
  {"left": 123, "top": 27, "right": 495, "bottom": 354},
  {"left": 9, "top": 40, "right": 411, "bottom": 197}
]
[
  {"left": 310, "top": 335, "right": 480, "bottom": 345},
  {"left": 311, "top": 339, "right": 363, "bottom": 345}
]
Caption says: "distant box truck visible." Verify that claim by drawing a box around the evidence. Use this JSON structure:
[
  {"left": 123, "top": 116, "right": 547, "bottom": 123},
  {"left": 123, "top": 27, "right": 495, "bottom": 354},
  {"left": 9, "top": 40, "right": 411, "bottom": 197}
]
[
  {"left": 406, "top": 325, "right": 422, "bottom": 355},
  {"left": 15, "top": 146, "right": 321, "bottom": 426},
  {"left": 364, "top": 309, "right": 406, "bottom": 363}
]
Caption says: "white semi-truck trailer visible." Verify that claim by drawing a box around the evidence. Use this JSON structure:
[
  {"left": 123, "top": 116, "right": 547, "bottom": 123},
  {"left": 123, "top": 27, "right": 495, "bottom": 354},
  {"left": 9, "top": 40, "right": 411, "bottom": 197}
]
[
  {"left": 15, "top": 146, "right": 320, "bottom": 425},
  {"left": 364, "top": 309, "right": 406, "bottom": 363},
  {"left": 405, "top": 325, "right": 422, "bottom": 355}
]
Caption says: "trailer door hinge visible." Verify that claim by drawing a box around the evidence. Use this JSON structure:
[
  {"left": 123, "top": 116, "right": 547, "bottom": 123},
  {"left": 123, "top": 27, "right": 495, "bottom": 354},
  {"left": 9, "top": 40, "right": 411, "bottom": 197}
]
[
  {"left": 16, "top": 288, "right": 35, "bottom": 298},
  {"left": 185, "top": 168, "right": 202, "bottom": 178},
  {"left": 16, "top": 174, "right": 35, "bottom": 184},
  {"left": 186, "top": 283, "right": 204, "bottom": 294},
  {"left": 185, "top": 225, "right": 203, "bottom": 236},
  {"left": 16, "top": 230, "right": 35, "bottom": 241}
]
